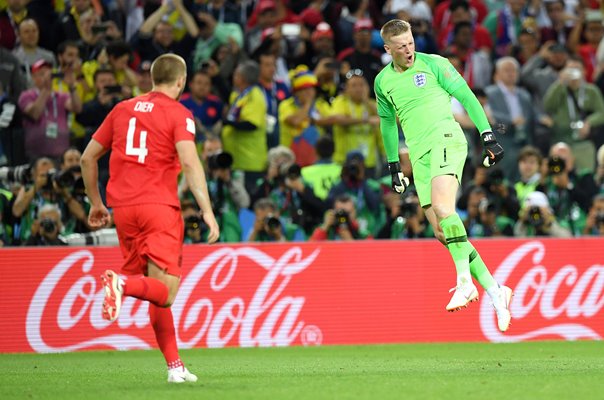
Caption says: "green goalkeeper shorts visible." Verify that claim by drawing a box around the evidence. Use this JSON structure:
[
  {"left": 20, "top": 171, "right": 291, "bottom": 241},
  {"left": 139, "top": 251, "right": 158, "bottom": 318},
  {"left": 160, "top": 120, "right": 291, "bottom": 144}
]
[{"left": 412, "top": 141, "right": 467, "bottom": 207}]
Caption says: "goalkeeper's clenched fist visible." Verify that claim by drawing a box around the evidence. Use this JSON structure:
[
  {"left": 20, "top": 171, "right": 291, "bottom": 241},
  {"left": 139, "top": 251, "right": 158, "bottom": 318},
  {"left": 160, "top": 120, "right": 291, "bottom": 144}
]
[
  {"left": 387, "top": 161, "right": 410, "bottom": 194},
  {"left": 481, "top": 131, "right": 504, "bottom": 167}
]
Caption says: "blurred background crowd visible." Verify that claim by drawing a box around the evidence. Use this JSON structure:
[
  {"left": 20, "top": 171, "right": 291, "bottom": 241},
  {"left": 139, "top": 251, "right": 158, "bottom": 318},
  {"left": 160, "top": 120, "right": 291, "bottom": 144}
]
[{"left": 1, "top": 0, "right": 604, "bottom": 247}]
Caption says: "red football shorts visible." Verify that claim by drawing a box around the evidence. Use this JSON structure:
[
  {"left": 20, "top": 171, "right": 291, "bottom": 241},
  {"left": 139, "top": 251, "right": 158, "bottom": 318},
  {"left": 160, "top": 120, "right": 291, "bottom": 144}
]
[{"left": 112, "top": 204, "right": 184, "bottom": 277}]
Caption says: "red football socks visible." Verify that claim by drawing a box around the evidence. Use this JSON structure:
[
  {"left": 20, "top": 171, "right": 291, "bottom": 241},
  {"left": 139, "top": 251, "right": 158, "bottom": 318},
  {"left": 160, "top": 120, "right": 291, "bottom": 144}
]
[
  {"left": 149, "top": 304, "right": 181, "bottom": 368},
  {"left": 122, "top": 277, "right": 169, "bottom": 307}
]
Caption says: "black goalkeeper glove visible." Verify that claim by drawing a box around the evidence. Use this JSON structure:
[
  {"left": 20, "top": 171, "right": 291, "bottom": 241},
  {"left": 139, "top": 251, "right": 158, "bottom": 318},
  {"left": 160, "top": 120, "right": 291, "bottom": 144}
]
[
  {"left": 388, "top": 162, "right": 410, "bottom": 194},
  {"left": 481, "top": 131, "right": 504, "bottom": 167}
]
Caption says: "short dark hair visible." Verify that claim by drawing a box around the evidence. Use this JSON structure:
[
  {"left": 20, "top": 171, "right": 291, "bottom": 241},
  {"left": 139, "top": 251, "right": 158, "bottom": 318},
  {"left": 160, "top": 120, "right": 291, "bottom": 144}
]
[
  {"left": 106, "top": 41, "right": 132, "bottom": 58},
  {"left": 453, "top": 21, "right": 472, "bottom": 36},
  {"left": 60, "top": 147, "right": 81, "bottom": 164},
  {"left": 449, "top": 0, "right": 470, "bottom": 12},
  {"left": 93, "top": 67, "right": 114, "bottom": 82},
  {"left": 315, "top": 136, "right": 335, "bottom": 159},
  {"left": 518, "top": 145, "right": 543, "bottom": 163},
  {"left": 254, "top": 197, "right": 277, "bottom": 212},
  {"left": 57, "top": 40, "right": 79, "bottom": 55}
]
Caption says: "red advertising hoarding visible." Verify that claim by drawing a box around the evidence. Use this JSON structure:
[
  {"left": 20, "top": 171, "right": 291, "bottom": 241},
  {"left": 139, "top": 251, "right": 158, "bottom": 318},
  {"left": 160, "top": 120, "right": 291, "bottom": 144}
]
[{"left": 0, "top": 238, "right": 602, "bottom": 353}]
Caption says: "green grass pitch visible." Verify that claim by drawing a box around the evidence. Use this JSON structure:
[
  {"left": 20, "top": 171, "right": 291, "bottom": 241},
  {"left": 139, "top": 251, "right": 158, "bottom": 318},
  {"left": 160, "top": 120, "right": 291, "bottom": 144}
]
[{"left": 1, "top": 341, "right": 603, "bottom": 400}]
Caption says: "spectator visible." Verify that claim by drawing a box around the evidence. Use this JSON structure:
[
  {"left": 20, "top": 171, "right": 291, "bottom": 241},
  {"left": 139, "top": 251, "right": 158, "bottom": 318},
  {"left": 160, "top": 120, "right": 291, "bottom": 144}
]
[
  {"left": 222, "top": 60, "right": 268, "bottom": 194},
  {"left": 520, "top": 41, "right": 568, "bottom": 153},
  {"left": 257, "top": 51, "right": 290, "bottom": 149},
  {"left": 136, "top": 60, "right": 153, "bottom": 94},
  {"left": 279, "top": 66, "right": 332, "bottom": 167},
  {"left": 451, "top": 87, "right": 494, "bottom": 164},
  {"left": 182, "top": 200, "right": 206, "bottom": 244},
  {"left": 483, "top": 0, "right": 528, "bottom": 57},
  {"left": 568, "top": 10, "right": 604, "bottom": 82},
  {"left": 192, "top": 11, "right": 243, "bottom": 71},
  {"left": 383, "top": 0, "right": 433, "bottom": 23},
  {"left": 310, "top": 193, "right": 372, "bottom": 240},
  {"left": 11, "top": 157, "right": 86, "bottom": 244},
  {"left": 52, "top": 0, "right": 95, "bottom": 50},
  {"left": 18, "top": 60, "right": 81, "bottom": 161},
  {"left": 0, "top": 44, "right": 27, "bottom": 165},
  {"left": 437, "top": 0, "right": 493, "bottom": 52},
  {"left": 327, "top": 152, "right": 383, "bottom": 236},
  {"left": 247, "top": 197, "right": 304, "bottom": 242},
  {"left": 595, "top": 144, "right": 604, "bottom": 192},
  {"left": 250, "top": 145, "right": 296, "bottom": 206},
  {"left": 485, "top": 56, "right": 536, "bottom": 181},
  {"left": 301, "top": 136, "right": 342, "bottom": 201},
  {"left": 74, "top": 10, "right": 110, "bottom": 62},
  {"left": 539, "top": 0, "right": 574, "bottom": 46},
  {"left": 313, "top": 56, "right": 340, "bottom": 106},
  {"left": 244, "top": 0, "right": 279, "bottom": 56},
  {"left": 337, "top": 18, "right": 383, "bottom": 89},
  {"left": 330, "top": 69, "right": 382, "bottom": 177},
  {"left": 295, "top": 22, "right": 337, "bottom": 70},
  {"left": 180, "top": 70, "right": 224, "bottom": 142},
  {"left": 445, "top": 21, "right": 492, "bottom": 89},
  {"left": 433, "top": 0, "right": 488, "bottom": 37},
  {"left": 0, "top": 0, "right": 29, "bottom": 50},
  {"left": 131, "top": 0, "right": 198, "bottom": 63},
  {"left": 195, "top": 0, "right": 244, "bottom": 27},
  {"left": 24, "top": 203, "right": 68, "bottom": 246},
  {"left": 377, "top": 190, "right": 427, "bottom": 239},
  {"left": 512, "top": 27, "right": 541, "bottom": 65},
  {"left": 583, "top": 193, "right": 604, "bottom": 235},
  {"left": 56, "top": 147, "right": 89, "bottom": 234},
  {"left": 514, "top": 145, "right": 546, "bottom": 204},
  {"left": 514, "top": 190, "right": 572, "bottom": 237},
  {"left": 12, "top": 18, "right": 57, "bottom": 85},
  {"left": 543, "top": 57, "right": 604, "bottom": 172},
  {"left": 82, "top": 40, "right": 138, "bottom": 100}
]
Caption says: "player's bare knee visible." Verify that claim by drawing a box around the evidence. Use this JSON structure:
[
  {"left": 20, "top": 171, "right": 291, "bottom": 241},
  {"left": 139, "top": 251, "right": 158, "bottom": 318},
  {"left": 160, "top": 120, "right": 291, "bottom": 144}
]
[{"left": 431, "top": 203, "right": 454, "bottom": 220}]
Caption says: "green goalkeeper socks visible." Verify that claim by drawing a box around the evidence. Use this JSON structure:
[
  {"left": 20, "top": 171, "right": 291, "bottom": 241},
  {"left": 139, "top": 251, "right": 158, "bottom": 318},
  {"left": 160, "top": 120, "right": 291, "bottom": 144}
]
[
  {"left": 439, "top": 214, "right": 471, "bottom": 279},
  {"left": 468, "top": 246, "right": 498, "bottom": 291}
]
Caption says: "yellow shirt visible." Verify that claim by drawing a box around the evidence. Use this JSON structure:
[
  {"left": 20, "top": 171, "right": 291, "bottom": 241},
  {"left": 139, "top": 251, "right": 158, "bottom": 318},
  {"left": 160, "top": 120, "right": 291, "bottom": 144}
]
[
  {"left": 331, "top": 95, "right": 382, "bottom": 168},
  {"left": 278, "top": 97, "right": 331, "bottom": 149},
  {"left": 222, "top": 86, "right": 268, "bottom": 172}
]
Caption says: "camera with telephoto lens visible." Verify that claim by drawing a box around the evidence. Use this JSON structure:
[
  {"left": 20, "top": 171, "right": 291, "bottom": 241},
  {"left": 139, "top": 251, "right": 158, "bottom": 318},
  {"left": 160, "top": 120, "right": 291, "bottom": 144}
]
[
  {"left": 334, "top": 209, "right": 350, "bottom": 227},
  {"left": 596, "top": 212, "right": 604, "bottom": 227},
  {"left": 399, "top": 200, "right": 418, "bottom": 219},
  {"left": 264, "top": 215, "right": 281, "bottom": 231},
  {"left": 0, "top": 163, "right": 32, "bottom": 185},
  {"left": 184, "top": 215, "right": 203, "bottom": 231},
  {"left": 527, "top": 206, "right": 544, "bottom": 228},
  {"left": 207, "top": 152, "right": 233, "bottom": 170},
  {"left": 342, "top": 162, "right": 361, "bottom": 183},
  {"left": 43, "top": 166, "right": 81, "bottom": 191},
  {"left": 39, "top": 218, "right": 57, "bottom": 234},
  {"left": 548, "top": 156, "right": 566, "bottom": 175}
]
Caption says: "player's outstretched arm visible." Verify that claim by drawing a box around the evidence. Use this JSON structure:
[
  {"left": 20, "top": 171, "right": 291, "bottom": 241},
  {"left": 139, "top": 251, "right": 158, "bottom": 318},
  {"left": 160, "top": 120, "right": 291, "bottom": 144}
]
[
  {"left": 450, "top": 84, "right": 504, "bottom": 167},
  {"left": 81, "top": 139, "right": 111, "bottom": 228},
  {"left": 176, "top": 140, "right": 220, "bottom": 243}
]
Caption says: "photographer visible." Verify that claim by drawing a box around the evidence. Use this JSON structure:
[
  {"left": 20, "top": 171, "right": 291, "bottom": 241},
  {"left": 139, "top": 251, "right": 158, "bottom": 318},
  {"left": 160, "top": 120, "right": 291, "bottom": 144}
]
[
  {"left": 514, "top": 191, "right": 571, "bottom": 238},
  {"left": 377, "top": 191, "right": 427, "bottom": 239},
  {"left": 544, "top": 142, "right": 598, "bottom": 235},
  {"left": 310, "top": 193, "right": 371, "bottom": 241},
  {"left": 543, "top": 57, "right": 604, "bottom": 173},
  {"left": 583, "top": 194, "right": 604, "bottom": 235},
  {"left": 182, "top": 200, "right": 206, "bottom": 244},
  {"left": 327, "top": 151, "right": 383, "bottom": 236},
  {"left": 250, "top": 145, "right": 296, "bottom": 206},
  {"left": 206, "top": 149, "right": 250, "bottom": 242},
  {"left": 24, "top": 204, "right": 67, "bottom": 246},
  {"left": 57, "top": 148, "right": 90, "bottom": 234},
  {"left": 473, "top": 197, "right": 515, "bottom": 237},
  {"left": 248, "top": 198, "right": 304, "bottom": 242},
  {"left": 11, "top": 157, "right": 87, "bottom": 244}
]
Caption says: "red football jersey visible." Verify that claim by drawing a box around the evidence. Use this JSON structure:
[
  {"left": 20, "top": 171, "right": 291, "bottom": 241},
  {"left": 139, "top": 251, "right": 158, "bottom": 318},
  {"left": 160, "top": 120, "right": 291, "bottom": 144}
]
[{"left": 93, "top": 91, "right": 196, "bottom": 208}]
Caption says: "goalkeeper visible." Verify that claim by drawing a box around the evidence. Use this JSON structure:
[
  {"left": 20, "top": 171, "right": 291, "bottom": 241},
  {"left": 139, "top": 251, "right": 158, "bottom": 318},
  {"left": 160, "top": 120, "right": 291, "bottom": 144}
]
[{"left": 375, "top": 19, "right": 512, "bottom": 332}]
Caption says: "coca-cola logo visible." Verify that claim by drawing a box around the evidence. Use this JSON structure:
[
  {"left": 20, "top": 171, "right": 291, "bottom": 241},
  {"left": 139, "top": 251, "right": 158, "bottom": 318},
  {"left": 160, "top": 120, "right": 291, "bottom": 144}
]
[
  {"left": 480, "top": 241, "right": 604, "bottom": 342},
  {"left": 26, "top": 247, "right": 321, "bottom": 353}
]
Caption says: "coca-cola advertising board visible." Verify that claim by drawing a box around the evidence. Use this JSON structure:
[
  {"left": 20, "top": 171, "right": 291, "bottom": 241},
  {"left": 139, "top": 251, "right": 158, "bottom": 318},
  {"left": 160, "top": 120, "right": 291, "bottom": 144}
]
[{"left": 0, "top": 238, "right": 602, "bottom": 353}]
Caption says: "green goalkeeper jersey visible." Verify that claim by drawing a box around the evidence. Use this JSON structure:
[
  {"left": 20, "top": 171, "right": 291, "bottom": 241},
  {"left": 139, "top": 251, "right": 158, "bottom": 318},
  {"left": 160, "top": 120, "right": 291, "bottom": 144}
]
[{"left": 374, "top": 52, "right": 490, "bottom": 164}]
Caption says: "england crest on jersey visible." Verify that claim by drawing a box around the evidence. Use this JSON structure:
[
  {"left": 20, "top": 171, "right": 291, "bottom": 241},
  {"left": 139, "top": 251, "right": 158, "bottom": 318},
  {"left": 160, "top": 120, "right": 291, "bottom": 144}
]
[{"left": 413, "top": 73, "right": 426, "bottom": 87}]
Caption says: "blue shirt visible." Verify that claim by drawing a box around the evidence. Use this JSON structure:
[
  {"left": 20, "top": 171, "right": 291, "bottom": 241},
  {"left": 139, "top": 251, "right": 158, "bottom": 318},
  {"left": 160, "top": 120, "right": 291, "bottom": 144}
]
[
  {"left": 180, "top": 94, "right": 224, "bottom": 137},
  {"left": 260, "top": 80, "right": 290, "bottom": 149}
]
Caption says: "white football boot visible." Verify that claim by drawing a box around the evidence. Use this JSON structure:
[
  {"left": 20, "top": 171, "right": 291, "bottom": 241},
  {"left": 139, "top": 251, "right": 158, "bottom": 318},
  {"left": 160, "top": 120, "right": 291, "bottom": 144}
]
[
  {"left": 446, "top": 281, "right": 479, "bottom": 312},
  {"left": 167, "top": 367, "right": 198, "bottom": 383},
  {"left": 493, "top": 286, "right": 513, "bottom": 332}
]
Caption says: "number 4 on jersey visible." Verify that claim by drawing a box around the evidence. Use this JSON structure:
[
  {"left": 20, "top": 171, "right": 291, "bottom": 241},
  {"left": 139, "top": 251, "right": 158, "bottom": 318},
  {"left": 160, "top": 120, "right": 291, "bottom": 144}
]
[{"left": 126, "top": 117, "right": 148, "bottom": 163}]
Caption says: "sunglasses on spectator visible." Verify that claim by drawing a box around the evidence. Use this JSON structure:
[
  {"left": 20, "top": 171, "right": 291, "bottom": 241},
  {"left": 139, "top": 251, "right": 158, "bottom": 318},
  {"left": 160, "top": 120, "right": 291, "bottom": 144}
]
[{"left": 346, "top": 69, "right": 364, "bottom": 80}]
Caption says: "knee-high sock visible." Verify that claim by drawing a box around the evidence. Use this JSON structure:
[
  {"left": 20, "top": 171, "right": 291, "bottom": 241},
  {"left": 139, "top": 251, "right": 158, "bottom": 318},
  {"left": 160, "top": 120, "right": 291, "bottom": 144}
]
[
  {"left": 123, "top": 277, "right": 169, "bottom": 307},
  {"left": 150, "top": 304, "right": 182, "bottom": 368},
  {"left": 468, "top": 244, "right": 498, "bottom": 291},
  {"left": 439, "top": 214, "right": 471, "bottom": 281}
]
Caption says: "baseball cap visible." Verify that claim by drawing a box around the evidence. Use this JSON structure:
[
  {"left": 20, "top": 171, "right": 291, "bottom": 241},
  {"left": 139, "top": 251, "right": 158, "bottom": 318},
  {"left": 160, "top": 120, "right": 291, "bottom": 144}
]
[
  {"left": 31, "top": 59, "right": 52, "bottom": 74},
  {"left": 257, "top": 0, "right": 277, "bottom": 13},
  {"left": 549, "top": 43, "right": 568, "bottom": 53},
  {"left": 300, "top": 8, "right": 323, "bottom": 29},
  {"left": 311, "top": 22, "right": 333, "bottom": 41},
  {"left": 354, "top": 18, "right": 373, "bottom": 33},
  {"left": 524, "top": 191, "right": 550, "bottom": 209}
]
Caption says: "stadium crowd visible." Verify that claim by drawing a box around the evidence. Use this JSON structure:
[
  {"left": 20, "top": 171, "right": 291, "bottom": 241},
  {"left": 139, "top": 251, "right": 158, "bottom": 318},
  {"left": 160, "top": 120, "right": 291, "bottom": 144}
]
[{"left": 1, "top": 0, "right": 604, "bottom": 247}]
